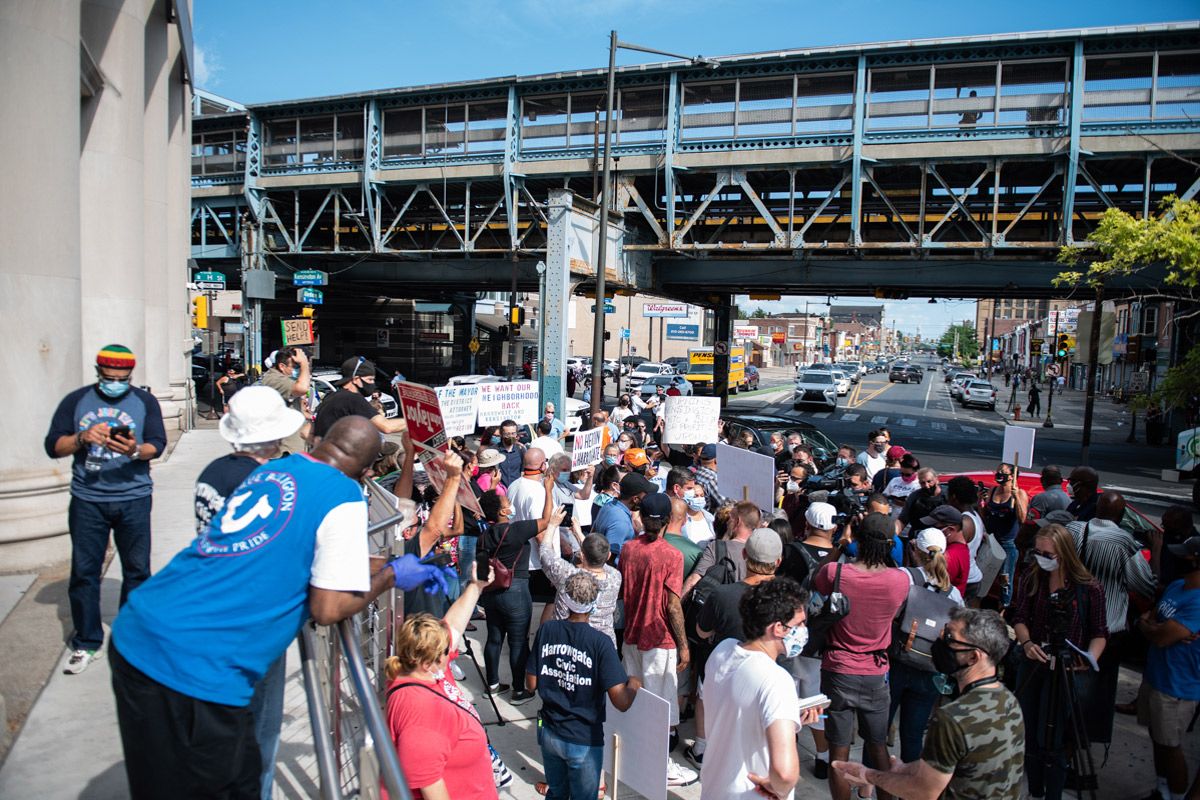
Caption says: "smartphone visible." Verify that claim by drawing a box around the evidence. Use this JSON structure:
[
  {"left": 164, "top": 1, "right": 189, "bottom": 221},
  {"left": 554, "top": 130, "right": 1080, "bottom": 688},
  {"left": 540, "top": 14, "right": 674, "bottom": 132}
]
[
  {"left": 476, "top": 552, "right": 493, "bottom": 584},
  {"left": 419, "top": 551, "right": 452, "bottom": 569},
  {"left": 561, "top": 505, "right": 574, "bottom": 526},
  {"left": 109, "top": 425, "right": 132, "bottom": 439}
]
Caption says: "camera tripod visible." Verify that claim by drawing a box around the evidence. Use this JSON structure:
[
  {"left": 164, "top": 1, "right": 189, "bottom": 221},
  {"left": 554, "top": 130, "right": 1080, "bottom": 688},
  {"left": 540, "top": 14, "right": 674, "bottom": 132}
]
[{"left": 1029, "top": 646, "right": 1099, "bottom": 800}]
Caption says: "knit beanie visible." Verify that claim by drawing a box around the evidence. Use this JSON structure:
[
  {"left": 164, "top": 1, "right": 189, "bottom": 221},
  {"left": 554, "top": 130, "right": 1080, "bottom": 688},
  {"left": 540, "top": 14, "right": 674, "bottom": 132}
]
[{"left": 96, "top": 344, "right": 136, "bottom": 369}]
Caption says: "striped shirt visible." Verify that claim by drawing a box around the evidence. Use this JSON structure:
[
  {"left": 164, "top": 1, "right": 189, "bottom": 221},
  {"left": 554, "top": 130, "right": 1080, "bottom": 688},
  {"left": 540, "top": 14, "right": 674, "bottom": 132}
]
[{"left": 1067, "top": 519, "right": 1157, "bottom": 633}]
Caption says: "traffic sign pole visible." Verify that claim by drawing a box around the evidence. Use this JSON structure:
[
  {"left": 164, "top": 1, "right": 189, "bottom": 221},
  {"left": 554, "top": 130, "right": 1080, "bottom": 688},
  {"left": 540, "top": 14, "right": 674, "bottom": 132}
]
[{"left": 1044, "top": 312, "right": 1058, "bottom": 428}]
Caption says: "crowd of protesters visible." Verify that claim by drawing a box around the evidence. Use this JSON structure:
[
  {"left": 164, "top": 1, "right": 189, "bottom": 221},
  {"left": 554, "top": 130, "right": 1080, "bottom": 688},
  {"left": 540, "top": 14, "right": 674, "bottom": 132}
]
[{"left": 46, "top": 347, "right": 1200, "bottom": 800}]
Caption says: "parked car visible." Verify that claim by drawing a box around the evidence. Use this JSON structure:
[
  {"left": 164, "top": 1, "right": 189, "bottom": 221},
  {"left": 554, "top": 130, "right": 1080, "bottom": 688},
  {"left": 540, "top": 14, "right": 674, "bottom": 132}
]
[
  {"left": 312, "top": 372, "right": 400, "bottom": 418},
  {"left": 841, "top": 362, "right": 864, "bottom": 383},
  {"left": 446, "top": 374, "right": 508, "bottom": 386},
  {"left": 745, "top": 365, "right": 760, "bottom": 391},
  {"left": 949, "top": 372, "right": 978, "bottom": 399},
  {"left": 888, "top": 363, "right": 915, "bottom": 383},
  {"left": 794, "top": 369, "right": 838, "bottom": 410},
  {"left": 905, "top": 365, "right": 924, "bottom": 383},
  {"left": 960, "top": 380, "right": 997, "bottom": 410},
  {"left": 638, "top": 374, "right": 693, "bottom": 398},
  {"left": 627, "top": 362, "right": 675, "bottom": 389},
  {"left": 831, "top": 370, "right": 851, "bottom": 396},
  {"left": 720, "top": 413, "right": 839, "bottom": 470},
  {"left": 663, "top": 356, "right": 689, "bottom": 372}
]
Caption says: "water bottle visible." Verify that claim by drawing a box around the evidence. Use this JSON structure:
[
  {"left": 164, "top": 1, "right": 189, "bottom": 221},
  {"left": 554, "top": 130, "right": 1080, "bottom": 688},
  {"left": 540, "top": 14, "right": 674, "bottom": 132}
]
[{"left": 84, "top": 445, "right": 104, "bottom": 473}]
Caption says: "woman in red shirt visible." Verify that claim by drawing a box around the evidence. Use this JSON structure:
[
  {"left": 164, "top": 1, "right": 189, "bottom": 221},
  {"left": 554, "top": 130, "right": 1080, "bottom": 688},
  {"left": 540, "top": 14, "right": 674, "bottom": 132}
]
[{"left": 385, "top": 566, "right": 500, "bottom": 800}]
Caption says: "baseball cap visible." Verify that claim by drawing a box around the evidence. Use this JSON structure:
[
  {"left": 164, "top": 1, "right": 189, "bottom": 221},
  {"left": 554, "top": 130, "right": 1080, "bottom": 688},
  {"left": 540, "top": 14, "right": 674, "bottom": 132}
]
[
  {"left": 920, "top": 506, "right": 963, "bottom": 528},
  {"left": 1034, "top": 509, "right": 1075, "bottom": 529},
  {"left": 700, "top": 443, "right": 718, "bottom": 460},
  {"left": 745, "top": 528, "right": 783, "bottom": 563},
  {"left": 858, "top": 512, "right": 895, "bottom": 540},
  {"left": 624, "top": 448, "right": 649, "bottom": 468},
  {"left": 639, "top": 492, "right": 671, "bottom": 521},
  {"left": 477, "top": 448, "right": 505, "bottom": 469},
  {"left": 619, "top": 472, "right": 658, "bottom": 498},
  {"left": 805, "top": 502, "right": 837, "bottom": 530},
  {"left": 914, "top": 528, "right": 948, "bottom": 554},
  {"left": 336, "top": 356, "right": 377, "bottom": 386},
  {"left": 219, "top": 386, "right": 305, "bottom": 445},
  {"left": 886, "top": 445, "right": 909, "bottom": 460},
  {"left": 1167, "top": 535, "right": 1200, "bottom": 558}
]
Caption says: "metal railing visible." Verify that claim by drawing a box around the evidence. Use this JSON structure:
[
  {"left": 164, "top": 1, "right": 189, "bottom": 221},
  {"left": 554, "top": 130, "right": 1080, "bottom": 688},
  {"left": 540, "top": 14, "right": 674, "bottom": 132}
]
[{"left": 297, "top": 481, "right": 415, "bottom": 799}]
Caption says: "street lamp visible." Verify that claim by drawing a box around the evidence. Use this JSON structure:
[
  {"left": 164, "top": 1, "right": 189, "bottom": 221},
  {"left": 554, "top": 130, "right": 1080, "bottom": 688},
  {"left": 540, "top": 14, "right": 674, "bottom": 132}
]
[{"left": 588, "top": 31, "right": 719, "bottom": 417}]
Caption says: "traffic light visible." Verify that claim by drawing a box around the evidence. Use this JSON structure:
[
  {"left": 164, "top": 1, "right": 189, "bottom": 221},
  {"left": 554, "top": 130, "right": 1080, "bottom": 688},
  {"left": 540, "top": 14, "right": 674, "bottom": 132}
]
[
  {"left": 191, "top": 295, "right": 208, "bottom": 329},
  {"left": 604, "top": 330, "right": 611, "bottom": 341},
  {"left": 1056, "top": 333, "right": 1070, "bottom": 359},
  {"left": 301, "top": 306, "right": 315, "bottom": 318},
  {"left": 509, "top": 306, "right": 525, "bottom": 326}
]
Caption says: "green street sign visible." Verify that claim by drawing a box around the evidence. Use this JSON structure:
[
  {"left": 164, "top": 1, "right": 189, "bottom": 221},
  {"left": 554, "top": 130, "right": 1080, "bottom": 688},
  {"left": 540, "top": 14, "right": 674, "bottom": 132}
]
[
  {"left": 293, "top": 270, "right": 328, "bottom": 286},
  {"left": 194, "top": 270, "right": 226, "bottom": 283}
]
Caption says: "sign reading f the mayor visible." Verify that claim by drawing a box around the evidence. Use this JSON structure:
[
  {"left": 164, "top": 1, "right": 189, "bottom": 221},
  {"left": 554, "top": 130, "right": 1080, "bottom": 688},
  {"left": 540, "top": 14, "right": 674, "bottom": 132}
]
[
  {"left": 643, "top": 302, "right": 688, "bottom": 318},
  {"left": 396, "top": 382, "right": 448, "bottom": 452},
  {"left": 478, "top": 380, "right": 540, "bottom": 426}
]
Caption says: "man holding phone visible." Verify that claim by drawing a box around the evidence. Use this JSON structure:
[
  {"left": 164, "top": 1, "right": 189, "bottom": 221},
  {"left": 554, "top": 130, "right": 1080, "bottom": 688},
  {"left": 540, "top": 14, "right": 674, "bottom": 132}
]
[{"left": 44, "top": 344, "right": 166, "bottom": 674}]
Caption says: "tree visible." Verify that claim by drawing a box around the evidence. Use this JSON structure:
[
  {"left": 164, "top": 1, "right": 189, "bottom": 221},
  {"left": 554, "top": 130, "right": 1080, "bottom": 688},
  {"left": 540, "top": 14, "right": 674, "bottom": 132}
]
[
  {"left": 750, "top": 308, "right": 768, "bottom": 318},
  {"left": 1056, "top": 196, "right": 1200, "bottom": 318},
  {"left": 1131, "top": 344, "right": 1200, "bottom": 418},
  {"left": 937, "top": 323, "right": 979, "bottom": 360}
]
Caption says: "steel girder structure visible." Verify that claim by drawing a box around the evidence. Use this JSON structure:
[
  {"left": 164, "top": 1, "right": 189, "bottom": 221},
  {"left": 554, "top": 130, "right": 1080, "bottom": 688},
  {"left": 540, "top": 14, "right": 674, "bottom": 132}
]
[{"left": 190, "top": 23, "right": 1200, "bottom": 299}]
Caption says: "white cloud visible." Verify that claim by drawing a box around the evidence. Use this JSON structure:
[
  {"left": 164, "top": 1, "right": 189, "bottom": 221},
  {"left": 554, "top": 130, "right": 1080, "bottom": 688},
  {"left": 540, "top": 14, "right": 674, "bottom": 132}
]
[{"left": 194, "top": 44, "right": 220, "bottom": 89}]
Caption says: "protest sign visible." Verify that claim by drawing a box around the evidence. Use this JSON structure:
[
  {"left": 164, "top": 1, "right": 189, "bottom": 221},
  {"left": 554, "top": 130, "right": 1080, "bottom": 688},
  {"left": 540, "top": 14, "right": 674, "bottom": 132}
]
[
  {"left": 662, "top": 396, "right": 720, "bottom": 444},
  {"left": 396, "top": 382, "right": 448, "bottom": 451},
  {"left": 434, "top": 384, "right": 481, "bottom": 437},
  {"left": 603, "top": 688, "right": 669, "bottom": 800},
  {"left": 416, "top": 442, "right": 483, "bottom": 517},
  {"left": 571, "top": 426, "right": 604, "bottom": 470},
  {"left": 1001, "top": 425, "right": 1035, "bottom": 469},
  {"left": 477, "top": 380, "right": 539, "bottom": 427},
  {"left": 716, "top": 443, "right": 776, "bottom": 512}
]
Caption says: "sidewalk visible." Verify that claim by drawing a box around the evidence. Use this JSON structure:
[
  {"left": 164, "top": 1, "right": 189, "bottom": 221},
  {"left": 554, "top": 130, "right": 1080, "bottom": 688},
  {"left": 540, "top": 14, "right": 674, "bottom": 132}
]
[
  {"left": 992, "top": 383, "right": 1153, "bottom": 445},
  {"left": 0, "top": 428, "right": 1190, "bottom": 799}
]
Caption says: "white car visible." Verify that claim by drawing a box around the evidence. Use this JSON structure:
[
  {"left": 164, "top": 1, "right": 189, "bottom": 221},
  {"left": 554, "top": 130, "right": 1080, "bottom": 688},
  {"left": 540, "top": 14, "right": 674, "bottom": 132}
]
[
  {"left": 638, "top": 374, "right": 693, "bottom": 398},
  {"left": 831, "top": 370, "right": 850, "bottom": 396},
  {"left": 563, "top": 397, "right": 588, "bottom": 436},
  {"left": 311, "top": 372, "right": 400, "bottom": 418},
  {"left": 841, "top": 362, "right": 864, "bottom": 383},
  {"left": 949, "top": 372, "right": 977, "bottom": 399},
  {"left": 793, "top": 370, "right": 838, "bottom": 410},
  {"left": 961, "top": 380, "right": 997, "bottom": 410},
  {"left": 446, "top": 374, "right": 508, "bottom": 386},
  {"left": 626, "top": 362, "right": 673, "bottom": 389}
]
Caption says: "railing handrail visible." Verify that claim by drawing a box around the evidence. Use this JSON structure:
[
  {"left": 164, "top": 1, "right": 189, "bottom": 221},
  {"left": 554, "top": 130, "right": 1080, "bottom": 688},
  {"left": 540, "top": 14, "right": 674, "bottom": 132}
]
[{"left": 299, "top": 624, "right": 343, "bottom": 800}]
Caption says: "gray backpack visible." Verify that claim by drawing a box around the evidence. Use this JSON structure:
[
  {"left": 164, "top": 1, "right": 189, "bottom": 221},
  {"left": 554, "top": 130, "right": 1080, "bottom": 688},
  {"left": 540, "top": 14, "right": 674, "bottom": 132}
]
[{"left": 891, "top": 567, "right": 957, "bottom": 672}]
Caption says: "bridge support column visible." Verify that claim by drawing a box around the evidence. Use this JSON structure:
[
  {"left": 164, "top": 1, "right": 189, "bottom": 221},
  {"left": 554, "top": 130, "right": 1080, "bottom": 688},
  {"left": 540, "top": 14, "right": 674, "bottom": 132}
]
[
  {"left": 712, "top": 297, "right": 733, "bottom": 408},
  {"left": 541, "top": 190, "right": 575, "bottom": 425}
]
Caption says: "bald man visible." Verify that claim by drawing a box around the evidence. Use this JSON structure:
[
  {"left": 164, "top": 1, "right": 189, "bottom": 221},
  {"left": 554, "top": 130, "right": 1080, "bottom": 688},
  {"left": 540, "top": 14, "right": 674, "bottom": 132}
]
[
  {"left": 1067, "top": 465, "right": 1100, "bottom": 522},
  {"left": 109, "top": 416, "right": 454, "bottom": 798}
]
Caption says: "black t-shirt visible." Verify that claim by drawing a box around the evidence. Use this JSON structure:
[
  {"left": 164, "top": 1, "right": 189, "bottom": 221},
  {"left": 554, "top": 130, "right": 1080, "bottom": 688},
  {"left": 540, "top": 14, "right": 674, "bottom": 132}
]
[
  {"left": 403, "top": 535, "right": 449, "bottom": 618},
  {"left": 665, "top": 449, "right": 694, "bottom": 469},
  {"left": 900, "top": 489, "right": 946, "bottom": 529},
  {"left": 697, "top": 581, "right": 750, "bottom": 645},
  {"left": 780, "top": 540, "right": 835, "bottom": 587},
  {"left": 526, "top": 619, "right": 627, "bottom": 746},
  {"left": 193, "top": 454, "right": 260, "bottom": 532},
  {"left": 312, "top": 389, "right": 379, "bottom": 439},
  {"left": 480, "top": 519, "right": 541, "bottom": 580}
]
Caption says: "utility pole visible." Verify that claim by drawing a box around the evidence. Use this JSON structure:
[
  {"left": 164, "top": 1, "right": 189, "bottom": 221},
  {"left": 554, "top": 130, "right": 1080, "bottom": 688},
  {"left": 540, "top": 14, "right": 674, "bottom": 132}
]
[{"left": 1080, "top": 283, "right": 1105, "bottom": 466}]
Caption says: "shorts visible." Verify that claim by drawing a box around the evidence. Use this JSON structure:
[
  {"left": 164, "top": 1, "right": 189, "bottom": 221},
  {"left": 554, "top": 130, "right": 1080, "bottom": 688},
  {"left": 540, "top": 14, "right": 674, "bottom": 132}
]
[
  {"left": 622, "top": 645, "right": 679, "bottom": 726},
  {"left": 1137, "top": 681, "right": 1197, "bottom": 748},
  {"left": 965, "top": 582, "right": 981, "bottom": 602},
  {"left": 821, "top": 670, "right": 890, "bottom": 747}
]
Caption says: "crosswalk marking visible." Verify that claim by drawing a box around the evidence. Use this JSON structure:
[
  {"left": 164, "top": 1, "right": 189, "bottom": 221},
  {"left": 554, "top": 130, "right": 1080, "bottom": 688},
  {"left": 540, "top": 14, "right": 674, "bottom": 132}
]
[
  {"left": 841, "top": 413, "right": 859, "bottom": 422},
  {"left": 931, "top": 422, "right": 947, "bottom": 430},
  {"left": 901, "top": 418, "right": 917, "bottom": 427},
  {"left": 871, "top": 416, "right": 888, "bottom": 424},
  {"left": 812, "top": 412, "right": 832, "bottom": 419},
  {"left": 960, "top": 425, "right": 978, "bottom": 434}
]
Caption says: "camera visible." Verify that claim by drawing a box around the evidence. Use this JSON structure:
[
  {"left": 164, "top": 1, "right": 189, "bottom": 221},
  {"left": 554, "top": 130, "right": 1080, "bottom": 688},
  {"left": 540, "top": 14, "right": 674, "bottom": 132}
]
[{"left": 1046, "top": 588, "right": 1073, "bottom": 651}]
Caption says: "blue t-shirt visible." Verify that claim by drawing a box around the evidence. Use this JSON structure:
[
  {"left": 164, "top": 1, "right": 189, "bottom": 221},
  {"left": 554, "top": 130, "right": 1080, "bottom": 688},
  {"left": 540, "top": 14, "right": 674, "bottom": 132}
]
[
  {"left": 1146, "top": 579, "right": 1200, "bottom": 701},
  {"left": 526, "top": 619, "right": 628, "bottom": 746},
  {"left": 44, "top": 385, "right": 167, "bottom": 502},
  {"left": 844, "top": 535, "right": 904, "bottom": 568},
  {"left": 592, "top": 500, "right": 635, "bottom": 559},
  {"left": 112, "top": 453, "right": 369, "bottom": 706}
]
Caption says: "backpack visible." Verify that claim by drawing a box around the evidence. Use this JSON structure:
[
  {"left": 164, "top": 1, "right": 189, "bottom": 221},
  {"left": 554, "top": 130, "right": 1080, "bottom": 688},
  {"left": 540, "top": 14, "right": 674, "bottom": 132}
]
[
  {"left": 784, "top": 541, "right": 827, "bottom": 624},
  {"left": 891, "top": 567, "right": 958, "bottom": 672},
  {"left": 800, "top": 561, "right": 851, "bottom": 658},
  {"left": 684, "top": 540, "right": 739, "bottom": 667}
]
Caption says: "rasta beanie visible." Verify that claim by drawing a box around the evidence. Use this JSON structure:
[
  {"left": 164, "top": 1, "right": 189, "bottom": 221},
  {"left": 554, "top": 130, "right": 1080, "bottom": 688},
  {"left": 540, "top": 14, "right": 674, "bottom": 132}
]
[{"left": 97, "top": 344, "right": 136, "bottom": 369}]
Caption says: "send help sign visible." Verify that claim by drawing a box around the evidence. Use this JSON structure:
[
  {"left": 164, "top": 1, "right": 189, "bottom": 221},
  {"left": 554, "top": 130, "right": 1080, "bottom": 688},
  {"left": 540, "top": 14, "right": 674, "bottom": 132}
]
[{"left": 396, "top": 382, "right": 448, "bottom": 452}]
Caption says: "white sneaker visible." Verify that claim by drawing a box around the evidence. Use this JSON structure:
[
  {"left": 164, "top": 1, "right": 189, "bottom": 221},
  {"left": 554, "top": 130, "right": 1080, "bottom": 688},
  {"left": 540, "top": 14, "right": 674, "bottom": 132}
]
[
  {"left": 666, "top": 760, "right": 698, "bottom": 787},
  {"left": 450, "top": 660, "right": 465, "bottom": 681},
  {"left": 63, "top": 649, "right": 101, "bottom": 675}
]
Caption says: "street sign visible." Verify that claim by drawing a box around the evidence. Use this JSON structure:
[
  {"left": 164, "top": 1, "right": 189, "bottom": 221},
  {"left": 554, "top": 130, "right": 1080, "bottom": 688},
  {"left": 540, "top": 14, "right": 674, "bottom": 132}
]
[
  {"left": 196, "top": 281, "right": 226, "bottom": 291},
  {"left": 714, "top": 340, "right": 729, "bottom": 356},
  {"left": 468, "top": 336, "right": 480, "bottom": 354},
  {"left": 666, "top": 324, "right": 698, "bottom": 340},
  {"left": 1129, "top": 371, "right": 1149, "bottom": 393},
  {"left": 296, "top": 288, "right": 324, "bottom": 305},
  {"left": 293, "top": 269, "right": 328, "bottom": 286},
  {"left": 593, "top": 302, "right": 616, "bottom": 314},
  {"left": 194, "top": 270, "right": 225, "bottom": 283},
  {"left": 619, "top": 327, "right": 631, "bottom": 339}
]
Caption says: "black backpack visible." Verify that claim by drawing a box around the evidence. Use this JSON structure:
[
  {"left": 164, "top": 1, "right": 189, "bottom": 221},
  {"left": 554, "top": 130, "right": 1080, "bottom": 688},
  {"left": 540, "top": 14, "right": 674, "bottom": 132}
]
[
  {"left": 801, "top": 561, "right": 851, "bottom": 658},
  {"left": 891, "top": 567, "right": 958, "bottom": 672},
  {"left": 684, "top": 540, "right": 739, "bottom": 661}
]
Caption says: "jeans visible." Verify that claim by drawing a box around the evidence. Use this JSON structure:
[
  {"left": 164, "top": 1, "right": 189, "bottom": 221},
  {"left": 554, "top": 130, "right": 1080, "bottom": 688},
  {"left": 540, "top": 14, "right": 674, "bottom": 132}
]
[
  {"left": 458, "top": 536, "right": 477, "bottom": 582},
  {"left": 1017, "top": 658, "right": 1097, "bottom": 800},
  {"left": 479, "top": 578, "right": 532, "bottom": 686},
  {"left": 249, "top": 653, "right": 286, "bottom": 800},
  {"left": 887, "top": 662, "right": 941, "bottom": 763},
  {"left": 998, "top": 538, "right": 1019, "bottom": 607},
  {"left": 68, "top": 495, "right": 152, "bottom": 650},
  {"left": 540, "top": 725, "right": 604, "bottom": 800}
]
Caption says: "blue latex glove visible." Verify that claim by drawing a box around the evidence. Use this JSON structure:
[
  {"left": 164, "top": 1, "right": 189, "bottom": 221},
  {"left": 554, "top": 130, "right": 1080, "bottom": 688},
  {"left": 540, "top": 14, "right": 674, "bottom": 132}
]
[{"left": 387, "top": 554, "right": 456, "bottom": 596}]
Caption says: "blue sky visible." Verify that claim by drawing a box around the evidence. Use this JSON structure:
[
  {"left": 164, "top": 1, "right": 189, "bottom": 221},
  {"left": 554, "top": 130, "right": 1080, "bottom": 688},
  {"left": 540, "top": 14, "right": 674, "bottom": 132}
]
[{"left": 194, "top": 0, "right": 1195, "bottom": 337}]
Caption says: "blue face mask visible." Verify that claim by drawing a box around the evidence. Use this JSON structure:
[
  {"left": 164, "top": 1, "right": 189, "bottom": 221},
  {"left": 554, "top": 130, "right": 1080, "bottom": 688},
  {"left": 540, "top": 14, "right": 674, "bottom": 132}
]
[
  {"left": 685, "top": 494, "right": 706, "bottom": 512},
  {"left": 836, "top": 457, "right": 849, "bottom": 468},
  {"left": 291, "top": 367, "right": 300, "bottom": 379},
  {"left": 98, "top": 380, "right": 131, "bottom": 399},
  {"left": 783, "top": 623, "right": 809, "bottom": 658},
  {"left": 604, "top": 455, "right": 618, "bottom": 466}
]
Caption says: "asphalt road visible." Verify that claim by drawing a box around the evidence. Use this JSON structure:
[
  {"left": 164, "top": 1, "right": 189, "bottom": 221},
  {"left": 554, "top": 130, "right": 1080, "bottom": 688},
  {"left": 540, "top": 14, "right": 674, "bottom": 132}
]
[{"left": 726, "top": 360, "right": 1191, "bottom": 523}]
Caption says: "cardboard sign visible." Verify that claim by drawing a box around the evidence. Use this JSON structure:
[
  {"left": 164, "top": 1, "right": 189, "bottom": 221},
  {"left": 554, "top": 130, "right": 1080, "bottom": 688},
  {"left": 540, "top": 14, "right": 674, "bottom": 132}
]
[
  {"left": 280, "top": 318, "right": 314, "bottom": 346},
  {"left": 435, "top": 385, "right": 481, "bottom": 437},
  {"left": 603, "top": 688, "right": 670, "bottom": 800},
  {"left": 571, "top": 426, "right": 604, "bottom": 470},
  {"left": 396, "top": 382, "right": 448, "bottom": 452},
  {"left": 417, "top": 443, "right": 483, "bottom": 518},
  {"left": 477, "top": 380, "right": 539, "bottom": 426},
  {"left": 662, "top": 396, "right": 720, "bottom": 444},
  {"left": 1000, "top": 425, "right": 1035, "bottom": 469},
  {"left": 716, "top": 443, "right": 777, "bottom": 513}
]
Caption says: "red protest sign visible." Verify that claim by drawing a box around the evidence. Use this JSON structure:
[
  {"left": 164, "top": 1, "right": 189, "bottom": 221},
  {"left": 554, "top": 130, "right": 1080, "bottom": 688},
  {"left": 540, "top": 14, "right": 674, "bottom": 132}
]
[
  {"left": 417, "top": 444, "right": 483, "bottom": 518},
  {"left": 396, "top": 381, "right": 448, "bottom": 452}
]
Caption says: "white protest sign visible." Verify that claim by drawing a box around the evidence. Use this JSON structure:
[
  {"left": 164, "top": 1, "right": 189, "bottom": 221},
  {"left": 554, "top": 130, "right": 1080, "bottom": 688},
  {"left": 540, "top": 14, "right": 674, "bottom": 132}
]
[
  {"left": 716, "top": 442, "right": 777, "bottom": 513},
  {"left": 603, "top": 688, "right": 670, "bottom": 800},
  {"left": 1001, "top": 425, "right": 1035, "bottom": 469},
  {"left": 434, "top": 384, "right": 481, "bottom": 437},
  {"left": 477, "top": 380, "right": 539, "bottom": 427},
  {"left": 571, "top": 426, "right": 604, "bottom": 470},
  {"left": 662, "top": 396, "right": 720, "bottom": 444}
]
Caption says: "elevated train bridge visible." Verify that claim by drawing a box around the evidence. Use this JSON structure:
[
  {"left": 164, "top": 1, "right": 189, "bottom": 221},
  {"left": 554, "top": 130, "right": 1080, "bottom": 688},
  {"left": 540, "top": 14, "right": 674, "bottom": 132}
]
[{"left": 191, "top": 23, "right": 1200, "bottom": 404}]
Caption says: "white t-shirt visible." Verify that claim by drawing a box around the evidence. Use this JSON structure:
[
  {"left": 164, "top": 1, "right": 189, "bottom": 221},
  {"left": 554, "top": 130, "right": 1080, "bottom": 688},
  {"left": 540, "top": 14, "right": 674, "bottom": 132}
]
[
  {"left": 508, "top": 476, "right": 546, "bottom": 568},
  {"left": 700, "top": 638, "right": 802, "bottom": 800},
  {"left": 611, "top": 406, "right": 635, "bottom": 425},
  {"left": 682, "top": 511, "right": 715, "bottom": 545},
  {"left": 883, "top": 475, "right": 919, "bottom": 499},
  {"left": 529, "top": 435, "right": 564, "bottom": 459},
  {"left": 858, "top": 450, "right": 886, "bottom": 481},
  {"left": 963, "top": 508, "right": 985, "bottom": 584}
]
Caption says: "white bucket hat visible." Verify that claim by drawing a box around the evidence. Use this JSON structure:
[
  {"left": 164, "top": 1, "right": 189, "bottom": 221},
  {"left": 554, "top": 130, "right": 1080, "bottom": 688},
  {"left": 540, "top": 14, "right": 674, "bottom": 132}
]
[{"left": 219, "top": 386, "right": 305, "bottom": 445}]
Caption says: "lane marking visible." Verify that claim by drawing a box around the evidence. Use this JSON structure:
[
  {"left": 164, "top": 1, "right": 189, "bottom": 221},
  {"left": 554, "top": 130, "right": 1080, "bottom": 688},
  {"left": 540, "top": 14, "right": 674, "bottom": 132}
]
[
  {"left": 931, "top": 422, "right": 947, "bottom": 430},
  {"left": 871, "top": 416, "right": 888, "bottom": 424},
  {"left": 812, "top": 412, "right": 832, "bottom": 419},
  {"left": 923, "top": 374, "right": 934, "bottom": 410},
  {"left": 841, "top": 413, "right": 859, "bottom": 422},
  {"left": 960, "top": 425, "right": 978, "bottom": 434},
  {"left": 901, "top": 418, "right": 917, "bottom": 427}
]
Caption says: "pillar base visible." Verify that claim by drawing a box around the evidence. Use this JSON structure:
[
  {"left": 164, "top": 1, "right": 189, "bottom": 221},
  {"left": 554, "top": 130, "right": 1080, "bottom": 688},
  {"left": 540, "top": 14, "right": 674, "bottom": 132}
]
[{"left": 0, "top": 469, "right": 72, "bottom": 574}]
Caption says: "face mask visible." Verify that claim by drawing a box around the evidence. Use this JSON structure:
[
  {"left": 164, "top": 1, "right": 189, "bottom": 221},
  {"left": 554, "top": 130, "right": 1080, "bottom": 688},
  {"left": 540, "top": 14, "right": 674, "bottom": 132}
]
[
  {"left": 604, "top": 455, "right": 618, "bottom": 466},
  {"left": 786, "top": 480, "right": 801, "bottom": 493},
  {"left": 685, "top": 495, "right": 706, "bottom": 512},
  {"left": 783, "top": 624, "right": 808, "bottom": 659},
  {"left": 994, "top": 472, "right": 1010, "bottom": 484},
  {"left": 931, "top": 638, "right": 971, "bottom": 676},
  {"left": 618, "top": 441, "right": 631, "bottom": 452},
  {"left": 836, "top": 457, "right": 849, "bottom": 468},
  {"left": 98, "top": 379, "right": 131, "bottom": 399},
  {"left": 1035, "top": 554, "right": 1059, "bottom": 572},
  {"left": 544, "top": 413, "right": 554, "bottom": 420},
  {"left": 901, "top": 473, "right": 916, "bottom": 483}
]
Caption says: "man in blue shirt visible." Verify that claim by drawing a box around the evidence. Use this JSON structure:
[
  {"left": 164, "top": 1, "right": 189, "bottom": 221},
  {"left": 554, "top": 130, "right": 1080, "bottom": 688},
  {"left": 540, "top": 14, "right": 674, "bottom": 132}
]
[
  {"left": 44, "top": 344, "right": 167, "bottom": 675},
  {"left": 109, "top": 416, "right": 455, "bottom": 799},
  {"left": 542, "top": 401, "right": 566, "bottom": 440},
  {"left": 592, "top": 473, "right": 657, "bottom": 560}
]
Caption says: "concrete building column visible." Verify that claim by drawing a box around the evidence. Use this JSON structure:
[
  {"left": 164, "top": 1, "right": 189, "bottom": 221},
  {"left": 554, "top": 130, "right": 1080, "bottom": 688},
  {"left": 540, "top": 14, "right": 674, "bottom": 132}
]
[
  {"left": 80, "top": 0, "right": 147, "bottom": 373},
  {"left": 165, "top": 11, "right": 192, "bottom": 420},
  {"left": 0, "top": 0, "right": 82, "bottom": 568}
]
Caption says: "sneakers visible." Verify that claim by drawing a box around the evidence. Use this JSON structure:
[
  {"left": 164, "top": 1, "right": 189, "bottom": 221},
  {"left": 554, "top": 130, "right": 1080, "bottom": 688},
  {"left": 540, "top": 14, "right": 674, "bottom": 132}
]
[
  {"left": 813, "top": 758, "right": 829, "bottom": 780},
  {"left": 684, "top": 744, "right": 704, "bottom": 769},
  {"left": 487, "top": 682, "right": 511, "bottom": 695},
  {"left": 490, "top": 747, "right": 513, "bottom": 789},
  {"left": 666, "top": 761, "right": 698, "bottom": 787},
  {"left": 450, "top": 661, "right": 465, "bottom": 681},
  {"left": 63, "top": 649, "right": 101, "bottom": 675},
  {"left": 509, "top": 688, "right": 535, "bottom": 705}
]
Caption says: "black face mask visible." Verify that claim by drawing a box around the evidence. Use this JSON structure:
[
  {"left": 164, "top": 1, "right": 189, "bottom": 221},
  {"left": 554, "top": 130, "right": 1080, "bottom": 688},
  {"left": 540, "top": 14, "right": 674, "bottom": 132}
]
[
  {"left": 994, "top": 472, "right": 1009, "bottom": 484},
  {"left": 931, "top": 638, "right": 971, "bottom": 676}
]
